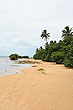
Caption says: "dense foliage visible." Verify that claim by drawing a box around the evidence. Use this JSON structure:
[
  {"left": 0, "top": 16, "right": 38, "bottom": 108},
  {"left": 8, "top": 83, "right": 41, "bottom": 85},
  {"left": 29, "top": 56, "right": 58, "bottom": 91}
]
[
  {"left": 9, "top": 54, "right": 29, "bottom": 60},
  {"left": 33, "top": 26, "right": 73, "bottom": 68},
  {"left": 9, "top": 54, "right": 19, "bottom": 60}
]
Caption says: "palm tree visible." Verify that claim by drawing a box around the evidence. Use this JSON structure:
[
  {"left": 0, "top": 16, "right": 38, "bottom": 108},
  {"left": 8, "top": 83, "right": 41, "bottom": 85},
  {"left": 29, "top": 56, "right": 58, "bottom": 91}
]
[
  {"left": 41, "top": 29, "right": 50, "bottom": 42},
  {"left": 62, "top": 26, "right": 73, "bottom": 39}
]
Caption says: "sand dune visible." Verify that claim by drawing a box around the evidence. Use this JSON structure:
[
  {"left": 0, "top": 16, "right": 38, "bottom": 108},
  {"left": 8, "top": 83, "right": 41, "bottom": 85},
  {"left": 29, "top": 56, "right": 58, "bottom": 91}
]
[{"left": 0, "top": 59, "right": 73, "bottom": 110}]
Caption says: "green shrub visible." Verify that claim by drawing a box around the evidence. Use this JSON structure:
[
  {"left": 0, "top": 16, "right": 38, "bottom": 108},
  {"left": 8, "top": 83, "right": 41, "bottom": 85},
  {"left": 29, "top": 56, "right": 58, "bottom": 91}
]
[
  {"left": 63, "top": 50, "right": 73, "bottom": 67},
  {"left": 9, "top": 54, "right": 19, "bottom": 60},
  {"left": 10, "top": 56, "right": 18, "bottom": 60},
  {"left": 9, "top": 54, "right": 19, "bottom": 58},
  {"left": 44, "top": 54, "right": 50, "bottom": 61},
  {"left": 21, "top": 56, "right": 29, "bottom": 59},
  {"left": 50, "top": 52, "right": 64, "bottom": 64},
  {"left": 18, "top": 56, "right": 22, "bottom": 58},
  {"left": 64, "top": 58, "right": 73, "bottom": 67},
  {"left": 9, "top": 54, "right": 29, "bottom": 60}
]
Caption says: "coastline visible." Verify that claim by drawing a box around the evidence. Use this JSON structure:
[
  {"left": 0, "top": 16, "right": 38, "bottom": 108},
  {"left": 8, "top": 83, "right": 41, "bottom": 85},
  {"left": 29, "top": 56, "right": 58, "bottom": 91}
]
[
  {"left": 0, "top": 57, "right": 33, "bottom": 77},
  {"left": 0, "top": 59, "right": 73, "bottom": 110}
]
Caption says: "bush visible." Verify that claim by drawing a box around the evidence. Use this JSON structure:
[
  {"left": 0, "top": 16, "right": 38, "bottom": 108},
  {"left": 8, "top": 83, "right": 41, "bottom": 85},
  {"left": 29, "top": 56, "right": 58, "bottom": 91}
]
[
  {"left": 64, "top": 58, "right": 73, "bottom": 67},
  {"left": 9, "top": 54, "right": 19, "bottom": 58},
  {"left": 10, "top": 56, "right": 18, "bottom": 60},
  {"left": 50, "top": 52, "right": 64, "bottom": 64},
  {"left": 18, "top": 56, "right": 22, "bottom": 58},
  {"left": 21, "top": 56, "right": 29, "bottom": 59},
  {"left": 9, "top": 54, "right": 19, "bottom": 60},
  {"left": 44, "top": 54, "right": 50, "bottom": 61},
  {"left": 9, "top": 54, "right": 29, "bottom": 60},
  {"left": 63, "top": 50, "right": 73, "bottom": 67},
  {"left": 33, "top": 48, "right": 45, "bottom": 60}
]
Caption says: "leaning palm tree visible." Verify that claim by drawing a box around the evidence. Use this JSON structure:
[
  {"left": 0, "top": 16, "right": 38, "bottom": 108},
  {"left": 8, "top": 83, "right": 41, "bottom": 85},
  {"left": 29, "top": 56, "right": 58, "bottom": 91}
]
[
  {"left": 62, "top": 26, "right": 73, "bottom": 39},
  {"left": 41, "top": 29, "right": 50, "bottom": 42}
]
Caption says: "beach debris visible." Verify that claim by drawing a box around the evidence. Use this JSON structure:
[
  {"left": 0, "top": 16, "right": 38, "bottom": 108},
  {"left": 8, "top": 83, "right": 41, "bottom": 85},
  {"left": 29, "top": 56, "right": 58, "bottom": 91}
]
[
  {"left": 37, "top": 68, "right": 47, "bottom": 75},
  {"left": 38, "top": 68, "right": 44, "bottom": 71},
  {"left": 15, "top": 60, "right": 41, "bottom": 64},
  {"left": 32, "top": 65, "right": 37, "bottom": 67}
]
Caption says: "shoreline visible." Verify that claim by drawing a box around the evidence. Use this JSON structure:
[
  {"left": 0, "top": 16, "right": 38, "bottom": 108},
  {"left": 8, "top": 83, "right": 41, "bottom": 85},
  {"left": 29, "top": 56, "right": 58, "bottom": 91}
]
[
  {"left": 0, "top": 59, "right": 73, "bottom": 110},
  {"left": 0, "top": 58, "right": 34, "bottom": 77},
  {"left": 0, "top": 59, "right": 41, "bottom": 78}
]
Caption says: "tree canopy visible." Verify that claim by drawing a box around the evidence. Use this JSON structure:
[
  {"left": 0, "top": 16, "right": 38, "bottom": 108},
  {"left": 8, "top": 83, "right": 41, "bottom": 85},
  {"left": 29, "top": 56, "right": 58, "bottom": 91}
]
[
  {"left": 33, "top": 26, "right": 73, "bottom": 68},
  {"left": 41, "top": 29, "right": 50, "bottom": 42},
  {"left": 62, "top": 26, "right": 73, "bottom": 39}
]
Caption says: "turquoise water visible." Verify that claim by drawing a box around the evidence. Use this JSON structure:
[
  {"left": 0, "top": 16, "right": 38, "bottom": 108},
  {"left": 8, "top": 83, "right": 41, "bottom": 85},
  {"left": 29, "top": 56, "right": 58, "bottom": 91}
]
[{"left": 0, "top": 56, "right": 32, "bottom": 76}]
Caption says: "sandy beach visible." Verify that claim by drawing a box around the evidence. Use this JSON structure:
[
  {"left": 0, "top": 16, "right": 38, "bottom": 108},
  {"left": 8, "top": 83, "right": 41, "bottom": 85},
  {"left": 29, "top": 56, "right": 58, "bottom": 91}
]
[{"left": 0, "top": 59, "right": 73, "bottom": 110}]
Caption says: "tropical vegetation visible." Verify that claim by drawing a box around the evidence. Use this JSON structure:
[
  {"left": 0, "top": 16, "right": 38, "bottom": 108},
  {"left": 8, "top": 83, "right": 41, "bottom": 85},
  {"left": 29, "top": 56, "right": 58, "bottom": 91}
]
[
  {"left": 33, "top": 26, "right": 73, "bottom": 68},
  {"left": 9, "top": 54, "right": 29, "bottom": 60},
  {"left": 41, "top": 29, "right": 50, "bottom": 42}
]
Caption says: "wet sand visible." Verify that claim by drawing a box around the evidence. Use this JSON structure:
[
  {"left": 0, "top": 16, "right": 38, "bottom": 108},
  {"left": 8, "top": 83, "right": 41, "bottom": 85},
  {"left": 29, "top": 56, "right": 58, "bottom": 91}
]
[{"left": 0, "top": 59, "right": 73, "bottom": 110}]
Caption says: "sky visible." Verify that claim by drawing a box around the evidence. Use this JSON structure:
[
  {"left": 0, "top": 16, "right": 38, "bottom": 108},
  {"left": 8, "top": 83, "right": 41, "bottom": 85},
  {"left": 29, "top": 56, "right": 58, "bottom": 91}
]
[{"left": 0, "top": 0, "right": 73, "bottom": 57}]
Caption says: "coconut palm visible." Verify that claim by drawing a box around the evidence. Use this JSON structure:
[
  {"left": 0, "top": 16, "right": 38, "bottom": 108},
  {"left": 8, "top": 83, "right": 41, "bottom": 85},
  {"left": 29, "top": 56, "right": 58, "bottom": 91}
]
[
  {"left": 41, "top": 29, "right": 50, "bottom": 42},
  {"left": 62, "top": 26, "right": 73, "bottom": 39}
]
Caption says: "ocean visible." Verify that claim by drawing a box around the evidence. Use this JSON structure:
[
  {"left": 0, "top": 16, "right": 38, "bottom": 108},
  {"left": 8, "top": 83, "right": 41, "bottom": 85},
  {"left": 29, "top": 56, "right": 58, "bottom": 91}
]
[{"left": 0, "top": 56, "right": 32, "bottom": 76}]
